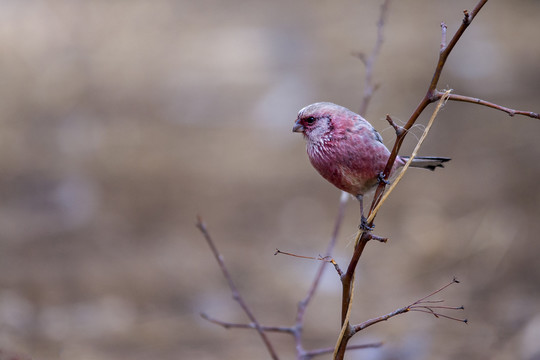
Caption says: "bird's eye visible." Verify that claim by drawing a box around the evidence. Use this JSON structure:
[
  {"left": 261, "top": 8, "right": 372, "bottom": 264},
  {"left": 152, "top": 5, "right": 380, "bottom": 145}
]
[{"left": 305, "top": 116, "right": 316, "bottom": 125}]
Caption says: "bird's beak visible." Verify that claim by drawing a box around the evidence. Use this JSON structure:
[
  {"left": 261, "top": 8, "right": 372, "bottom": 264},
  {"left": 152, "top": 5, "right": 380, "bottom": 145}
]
[{"left": 292, "top": 119, "right": 304, "bottom": 133}]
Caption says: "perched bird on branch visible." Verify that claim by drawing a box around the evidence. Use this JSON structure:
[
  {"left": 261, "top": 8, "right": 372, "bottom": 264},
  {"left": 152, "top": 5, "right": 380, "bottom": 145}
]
[{"left": 293, "top": 102, "right": 449, "bottom": 229}]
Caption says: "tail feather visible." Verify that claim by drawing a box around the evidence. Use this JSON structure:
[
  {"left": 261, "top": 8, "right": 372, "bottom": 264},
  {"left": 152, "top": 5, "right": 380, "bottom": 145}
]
[{"left": 401, "top": 156, "right": 451, "bottom": 171}]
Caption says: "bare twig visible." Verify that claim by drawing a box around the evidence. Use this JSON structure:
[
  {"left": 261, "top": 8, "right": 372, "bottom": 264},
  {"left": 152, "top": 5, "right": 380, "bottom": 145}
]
[
  {"left": 368, "top": 89, "right": 451, "bottom": 222},
  {"left": 356, "top": 0, "right": 391, "bottom": 117},
  {"left": 196, "top": 216, "right": 280, "bottom": 360},
  {"left": 370, "top": 0, "right": 489, "bottom": 219},
  {"left": 351, "top": 278, "right": 466, "bottom": 334},
  {"left": 335, "top": 1, "right": 491, "bottom": 358},
  {"left": 201, "top": 194, "right": 350, "bottom": 360},
  {"left": 333, "top": 89, "right": 451, "bottom": 360},
  {"left": 332, "top": 5, "right": 392, "bottom": 357},
  {"left": 294, "top": 192, "right": 348, "bottom": 357},
  {"left": 201, "top": 313, "right": 295, "bottom": 333},
  {"left": 438, "top": 91, "right": 540, "bottom": 119},
  {"left": 274, "top": 249, "right": 322, "bottom": 260},
  {"left": 274, "top": 249, "right": 345, "bottom": 277},
  {"left": 199, "top": 1, "right": 539, "bottom": 359},
  {"left": 386, "top": 114, "right": 405, "bottom": 136},
  {"left": 304, "top": 342, "right": 383, "bottom": 359}
]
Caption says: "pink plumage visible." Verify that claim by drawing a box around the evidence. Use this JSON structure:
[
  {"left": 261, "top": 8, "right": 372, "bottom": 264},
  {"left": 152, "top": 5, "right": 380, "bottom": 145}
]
[{"left": 293, "top": 102, "right": 449, "bottom": 226}]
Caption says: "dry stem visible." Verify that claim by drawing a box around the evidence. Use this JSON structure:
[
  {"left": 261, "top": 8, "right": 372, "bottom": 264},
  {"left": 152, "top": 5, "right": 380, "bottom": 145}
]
[
  {"left": 334, "top": 1, "right": 492, "bottom": 358},
  {"left": 355, "top": 0, "right": 391, "bottom": 117},
  {"left": 351, "top": 278, "right": 466, "bottom": 334},
  {"left": 368, "top": 89, "right": 452, "bottom": 221},
  {"left": 196, "top": 216, "right": 280, "bottom": 360},
  {"left": 333, "top": 90, "right": 452, "bottom": 359},
  {"left": 198, "top": 193, "right": 351, "bottom": 359},
  {"left": 199, "top": 1, "right": 539, "bottom": 359}
]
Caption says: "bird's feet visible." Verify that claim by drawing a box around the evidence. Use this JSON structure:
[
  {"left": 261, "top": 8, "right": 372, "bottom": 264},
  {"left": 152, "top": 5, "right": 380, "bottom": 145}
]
[
  {"left": 358, "top": 216, "right": 374, "bottom": 231},
  {"left": 377, "top": 172, "right": 390, "bottom": 185}
]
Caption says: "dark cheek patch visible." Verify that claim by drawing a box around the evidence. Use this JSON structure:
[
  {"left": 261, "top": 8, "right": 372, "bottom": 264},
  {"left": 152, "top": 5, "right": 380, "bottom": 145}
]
[{"left": 327, "top": 118, "right": 334, "bottom": 132}]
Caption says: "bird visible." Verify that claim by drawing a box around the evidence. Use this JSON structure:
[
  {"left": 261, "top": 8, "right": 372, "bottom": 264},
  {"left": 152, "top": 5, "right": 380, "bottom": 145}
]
[{"left": 293, "top": 102, "right": 450, "bottom": 229}]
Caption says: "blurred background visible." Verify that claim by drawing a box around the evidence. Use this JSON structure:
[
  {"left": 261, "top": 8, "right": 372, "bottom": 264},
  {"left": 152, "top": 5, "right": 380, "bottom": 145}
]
[{"left": 0, "top": 0, "right": 539, "bottom": 359}]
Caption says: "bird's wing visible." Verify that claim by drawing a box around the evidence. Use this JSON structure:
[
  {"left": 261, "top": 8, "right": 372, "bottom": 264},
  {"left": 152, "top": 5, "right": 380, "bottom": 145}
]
[
  {"left": 371, "top": 128, "right": 384, "bottom": 144},
  {"left": 352, "top": 116, "right": 383, "bottom": 144}
]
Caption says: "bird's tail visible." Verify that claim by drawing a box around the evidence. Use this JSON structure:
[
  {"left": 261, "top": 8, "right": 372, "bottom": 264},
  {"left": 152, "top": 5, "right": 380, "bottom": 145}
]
[{"left": 401, "top": 156, "right": 451, "bottom": 171}]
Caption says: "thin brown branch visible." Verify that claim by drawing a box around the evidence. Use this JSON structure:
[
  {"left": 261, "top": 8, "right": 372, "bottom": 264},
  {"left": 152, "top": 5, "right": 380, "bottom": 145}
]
[
  {"left": 274, "top": 249, "right": 321, "bottom": 260},
  {"left": 335, "top": 3, "right": 491, "bottom": 358},
  {"left": 353, "top": 305, "right": 410, "bottom": 333},
  {"left": 294, "top": 193, "right": 348, "bottom": 357},
  {"left": 438, "top": 91, "right": 540, "bottom": 119},
  {"left": 369, "top": 0, "right": 488, "bottom": 220},
  {"left": 368, "top": 90, "right": 451, "bottom": 222},
  {"left": 274, "top": 249, "right": 344, "bottom": 277},
  {"left": 409, "top": 309, "right": 468, "bottom": 323},
  {"left": 351, "top": 278, "right": 465, "bottom": 334},
  {"left": 335, "top": 89, "right": 450, "bottom": 358},
  {"left": 357, "top": 0, "right": 391, "bottom": 117},
  {"left": 200, "top": 195, "right": 349, "bottom": 360},
  {"left": 196, "top": 216, "right": 280, "bottom": 360},
  {"left": 412, "top": 276, "right": 459, "bottom": 304},
  {"left": 201, "top": 313, "right": 295, "bottom": 334},
  {"left": 386, "top": 114, "right": 405, "bottom": 136},
  {"left": 201, "top": 312, "right": 384, "bottom": 360},
  {"left": 332, "top": 232, "right": 368, "bottom": 359},
  {"left": 304, "top": 342, "right": 382, "bottom": 359},
  {"left": 333, "top": 7, "right": 393, "bottom": 357}
]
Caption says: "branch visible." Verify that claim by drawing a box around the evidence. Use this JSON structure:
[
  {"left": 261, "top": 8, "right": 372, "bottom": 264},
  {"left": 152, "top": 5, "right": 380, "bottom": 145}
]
[
  {"left": 292, "top": 192, "right": 348, "bottom": 357},
  {"left": 274, "top": 250, "right": 345, "bottom": 278},
  {"left": 196, "top": 216, "right": 280, "bottom": 360},
  {"left": 368, "top": 89, "right": 451, "bottom": 221},
  {"left": 333, "top": 89, "right": 450, "bottom": 359},
  {"left": 351, "top": 278, "right": 466, "bottom": 334},
  {"left": 201, "top": 313, "right": 295, "bottom": 334},
  {"left": 214, "top": 193, "right": 349, "bottom": 359},
  {"left": 438, "top": 91, "right": 540, "bottom": 119},
  {"left": 354, "top": 0, "right": 391, "bottom": 117},
  {"left": 304, "top": 342, "right": 382, "bottom": 359},
  {"left": 369, "top": 0, "right": 489, "bottom": 219},
  {"left": 335, "top": 1, "right": 492, "bottom": 358},
  {"left": 201, "top": 310, "right": 382, "bottom": 360}
]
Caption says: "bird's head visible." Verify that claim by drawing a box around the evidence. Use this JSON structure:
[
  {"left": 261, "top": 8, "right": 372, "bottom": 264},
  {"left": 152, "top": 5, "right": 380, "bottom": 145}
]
[{"left": 293, "top": 102, "right": 355, "bottom": 143}]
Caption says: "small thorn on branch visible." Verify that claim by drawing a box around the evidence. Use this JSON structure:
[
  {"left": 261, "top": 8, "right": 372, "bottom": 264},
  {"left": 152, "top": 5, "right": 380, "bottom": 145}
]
[
  {"left": 386, "top": 114, "right": 405, "bottom": 136},
  {"left": 463, "top": 9, "right": 470, "bottom": 24},
  {"left": 440, "top": 22, "right": 447, "bottom": 50},
  {"left": 367, "top": 233, "right": 388, "bottom": 243}
]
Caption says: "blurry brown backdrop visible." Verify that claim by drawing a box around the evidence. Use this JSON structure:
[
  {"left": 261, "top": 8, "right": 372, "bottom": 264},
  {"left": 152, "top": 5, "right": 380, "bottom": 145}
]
[{"left": 1, "top": 1, "right": 539, "bottom": 359}]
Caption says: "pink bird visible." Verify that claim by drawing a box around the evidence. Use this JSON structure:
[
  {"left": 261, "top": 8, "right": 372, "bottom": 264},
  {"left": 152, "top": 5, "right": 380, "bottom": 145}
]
[{"left": 293, "top": 102, "right": 449, "bottom": 229}]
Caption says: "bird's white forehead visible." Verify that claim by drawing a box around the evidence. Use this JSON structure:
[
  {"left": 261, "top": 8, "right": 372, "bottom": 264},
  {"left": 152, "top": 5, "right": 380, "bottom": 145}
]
[{"left": 298, "top": 102, "right": 334, "bottom": 116}]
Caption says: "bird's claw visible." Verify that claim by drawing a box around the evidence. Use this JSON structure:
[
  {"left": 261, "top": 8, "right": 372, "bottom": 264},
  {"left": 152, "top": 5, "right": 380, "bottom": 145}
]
[
  {"left": 359, "top": 216, "right": 374, "bottom": 231},
  {"left": 377, "top": 172, "right": 390, "bottom": 185}
]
